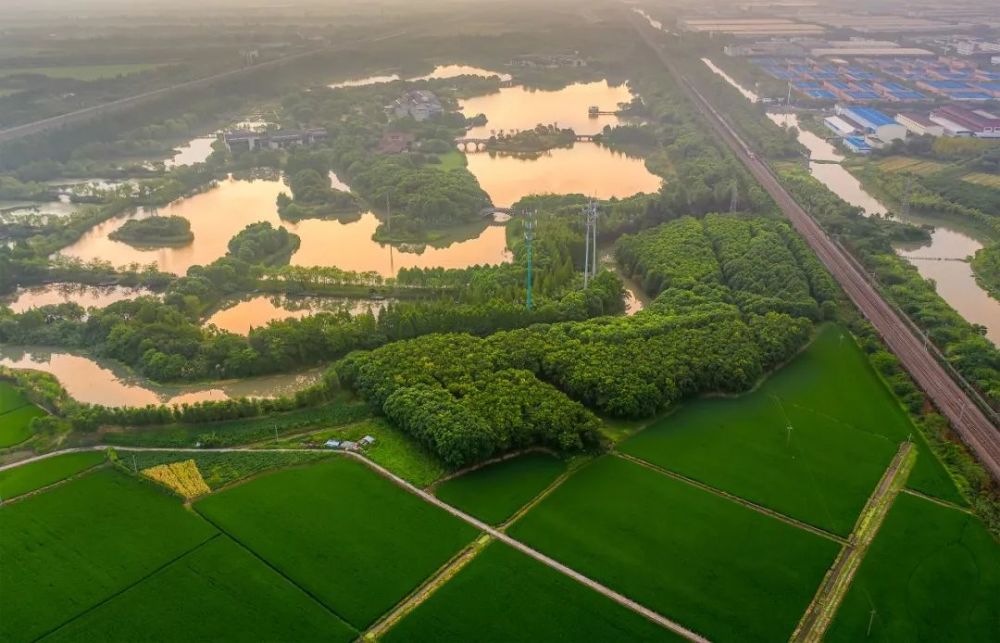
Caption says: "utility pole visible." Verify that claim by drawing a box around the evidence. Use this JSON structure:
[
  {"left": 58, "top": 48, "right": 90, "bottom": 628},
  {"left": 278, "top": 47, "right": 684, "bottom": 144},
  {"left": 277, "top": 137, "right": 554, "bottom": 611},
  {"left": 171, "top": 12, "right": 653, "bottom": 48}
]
[
  {"left": 786, "top": 81, "right": 792, "bottom": 106},
  {"left": 524, "top": 213, "right": 536, "bottom": 310},
  {"left": 729, "top": 181, "right": 739, "bottom": 212},
  {"left": 591, "top": 201, "right": 599, "bottom": 278},
  {"left": 867, "top": 608, "right": 877, "bottom": 637}
]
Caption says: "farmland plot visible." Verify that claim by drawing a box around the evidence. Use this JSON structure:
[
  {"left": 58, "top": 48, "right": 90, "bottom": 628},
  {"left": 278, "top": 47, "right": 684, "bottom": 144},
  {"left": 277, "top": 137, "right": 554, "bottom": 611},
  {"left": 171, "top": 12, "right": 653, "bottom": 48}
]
[
  {"left": 194, "top": 457, "right": 477, "bottom": 630},
  {"left": 509, "top": 456, "right": 839, "bottom": 643}
]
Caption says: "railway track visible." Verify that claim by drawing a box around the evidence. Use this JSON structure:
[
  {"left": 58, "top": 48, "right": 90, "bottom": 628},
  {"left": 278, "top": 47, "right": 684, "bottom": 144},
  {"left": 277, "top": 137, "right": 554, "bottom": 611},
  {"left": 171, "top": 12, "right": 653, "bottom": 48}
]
[{"left": 631, "top": 18, "right": 1000, "bottom": 481}]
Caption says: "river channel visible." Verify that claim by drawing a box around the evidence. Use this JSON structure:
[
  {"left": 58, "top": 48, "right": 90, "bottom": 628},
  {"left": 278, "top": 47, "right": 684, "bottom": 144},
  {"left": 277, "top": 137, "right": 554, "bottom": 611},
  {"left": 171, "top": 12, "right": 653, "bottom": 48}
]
[
  {"left": 0, "top": 346, "right": 322, "bottom": 408},
  {"left": 699, "top": 58, "right": 998, "bottom": 344}
]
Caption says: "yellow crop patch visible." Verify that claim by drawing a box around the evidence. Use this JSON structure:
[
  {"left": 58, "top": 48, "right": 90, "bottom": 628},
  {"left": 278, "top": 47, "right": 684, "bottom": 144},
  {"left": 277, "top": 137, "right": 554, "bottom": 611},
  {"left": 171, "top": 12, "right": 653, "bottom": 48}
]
[{"left": 141, "top": 460, "right": 211, "bottom": 499}]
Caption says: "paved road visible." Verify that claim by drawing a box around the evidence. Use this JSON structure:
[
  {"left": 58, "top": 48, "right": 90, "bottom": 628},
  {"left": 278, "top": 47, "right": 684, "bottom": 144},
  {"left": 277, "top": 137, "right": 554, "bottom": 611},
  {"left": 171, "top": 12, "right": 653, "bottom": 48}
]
[
  {"left": 632, "top": 17, "right": 1000, "bottom": 481},
  {"left": 0, "top": 445, "right": 710, "bottom": 641}
]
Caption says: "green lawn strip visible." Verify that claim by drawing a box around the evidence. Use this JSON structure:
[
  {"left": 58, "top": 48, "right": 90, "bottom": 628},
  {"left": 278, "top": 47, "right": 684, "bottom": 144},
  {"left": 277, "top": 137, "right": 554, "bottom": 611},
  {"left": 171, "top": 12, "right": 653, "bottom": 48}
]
[
  {"left": 384, "top": 540, "right": 683, "bottom": 642},
  {"left": 436, "top": 150, "right": 467, "bottom": 171},
  {"left": 826, "top": 493, "right": 999, "bottom": 642},
  {"left": 270, "top": 418, "right": 445, "bottom": 487},
  {"left": 510, "top": 456, "right": 840, "bottom": 643},
  {"left": 0, "top": 404, "right": 45, "bottom": 447},
  {"left": 103, "top": 401, "right": 371, "bottom": 448},
  {"left": 0, "top": 381, "right": 30, "bottom": 413},
  {"left": 194, "top": 458, "right": 477, "bottom": 630},
  {"left": 434, "top": 452, "right": 566, "bottom": 525},
  {"left": 0, "top": 469, "right": 216, "bottom": 642},
  {"left": 117, "top": 449, "right": 335, "bottom": 490},
  {"left": 622, "top": 393, "right": 894, "bottom": 536},
  {"left": 40, "top": 535, "right": 357, "bottom": 643},
  {"left": 0, "top": 451, "right": 105, "bottom": 499}
]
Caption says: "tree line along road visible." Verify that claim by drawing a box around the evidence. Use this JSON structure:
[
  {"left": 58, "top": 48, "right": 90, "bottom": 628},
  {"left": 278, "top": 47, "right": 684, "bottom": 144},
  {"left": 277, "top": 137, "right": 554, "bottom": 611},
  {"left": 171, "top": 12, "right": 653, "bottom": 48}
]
[
  {"left": 0, "top": 25, "right": 419, "bottom": 145},
  {"left": 630, "top": 16, "right": 1000, "bottom": 481}
]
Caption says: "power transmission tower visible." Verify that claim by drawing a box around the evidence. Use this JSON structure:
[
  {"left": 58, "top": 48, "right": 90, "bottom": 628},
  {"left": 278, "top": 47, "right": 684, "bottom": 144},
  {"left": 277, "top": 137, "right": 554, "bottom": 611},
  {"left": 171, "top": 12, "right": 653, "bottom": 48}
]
[
  {"left": 524, "top": 212, "right": 536, "bottom": 310},
  {"left": 582, "top": 200, "right": 599, "bottom": 288},
  {"left": 900, "top": 176, "right": 912, "bottom": 219}
]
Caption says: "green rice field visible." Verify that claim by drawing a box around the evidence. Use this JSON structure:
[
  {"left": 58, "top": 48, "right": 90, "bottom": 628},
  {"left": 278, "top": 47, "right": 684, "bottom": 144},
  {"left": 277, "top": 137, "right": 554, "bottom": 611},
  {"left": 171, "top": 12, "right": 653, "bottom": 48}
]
[
  {"left": 620, "top": 325, "right": 961, "bottom": 535},
  {"left": 0, "top": 403, "right": 45, "bottom": 447},
  {"left": 0, "top": 451, "right": 105, "bottom": 499},
  {"left": 385, "top": 541, "right": 682, "bottom": 642},
  {"left": 0, "top": 381, "right": 45, "bottom": 447},
  {"left": 0, "top": 382, "right": 29, "bottom": 412},
  {"left": 434, "top": 452, "right": 566, "bottom": 524},
  {"left": 827, "top": 493, "right": 999, "bottom": 642},
  {"left": 194, "top": 458, "right": 477, "bottom": 630},
  {"left": 509, "top": 456, "right": 840, "bottom": 643},
  {"left": 41, "top": 536, "right": 356, "bottom": 643},
  {"left": 0, "top": 64, "right": 162, "bottom": 80},
  {"left": 0, "top": 469, "right": 216, "bottom": 642}
]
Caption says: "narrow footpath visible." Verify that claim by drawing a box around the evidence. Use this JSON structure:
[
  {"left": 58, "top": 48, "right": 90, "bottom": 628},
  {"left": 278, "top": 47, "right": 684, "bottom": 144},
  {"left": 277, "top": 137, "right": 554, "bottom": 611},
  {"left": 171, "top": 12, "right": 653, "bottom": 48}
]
[{"left": 791, "top": 441, "right": 915, "bottom": 642}]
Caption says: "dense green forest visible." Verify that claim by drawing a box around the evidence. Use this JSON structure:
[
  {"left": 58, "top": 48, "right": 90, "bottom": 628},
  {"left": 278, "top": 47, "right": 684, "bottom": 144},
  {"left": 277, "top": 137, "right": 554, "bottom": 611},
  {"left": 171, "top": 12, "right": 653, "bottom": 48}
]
[{"left": 336, "top": 213, "right": 823, "bottom": 465}]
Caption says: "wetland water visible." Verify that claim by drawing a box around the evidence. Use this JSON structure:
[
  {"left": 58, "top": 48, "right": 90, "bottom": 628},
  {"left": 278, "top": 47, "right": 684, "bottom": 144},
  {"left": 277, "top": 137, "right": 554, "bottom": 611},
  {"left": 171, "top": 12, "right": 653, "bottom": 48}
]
[
  {"left": 0, "top": 346, "right": 321, "bottom": 407},
  {"left": 29, "top": 78, "right": 667, "bottom": 404},
  {"left": 205, "top": 295, "right": 391, "bottom": 335},
  {"left": 3, "top": 284, "right": 154, "bottom": 313},
  {"left": 328, "top": 64, "right": 512, "bottom": 89},
  {"left": 58, "top": 176, "right": 512, "bottom": 276},
  {"left": 459, "top": 80, "right": 661, "bottom": 205}
]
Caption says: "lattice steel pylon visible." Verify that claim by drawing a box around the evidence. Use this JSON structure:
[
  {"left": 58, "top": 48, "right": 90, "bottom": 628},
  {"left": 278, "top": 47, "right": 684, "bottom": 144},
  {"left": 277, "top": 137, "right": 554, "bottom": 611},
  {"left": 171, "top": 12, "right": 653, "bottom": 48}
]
[
  {"left": 582, "top": 199, "right": 599, "bottom": 288},
  {"left": 524, "top": 212, "right": 536, "bottom": 310}
]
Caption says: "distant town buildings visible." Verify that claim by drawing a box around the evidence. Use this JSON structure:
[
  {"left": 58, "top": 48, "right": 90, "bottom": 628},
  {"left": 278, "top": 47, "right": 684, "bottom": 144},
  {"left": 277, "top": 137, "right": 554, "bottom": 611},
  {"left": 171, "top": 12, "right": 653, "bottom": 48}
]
[
  {"left": 222, "top": 128, "right": 327, "bottom": 152},
  {"left": 387, "top": 90, "right": 443, "bottom": 121}
]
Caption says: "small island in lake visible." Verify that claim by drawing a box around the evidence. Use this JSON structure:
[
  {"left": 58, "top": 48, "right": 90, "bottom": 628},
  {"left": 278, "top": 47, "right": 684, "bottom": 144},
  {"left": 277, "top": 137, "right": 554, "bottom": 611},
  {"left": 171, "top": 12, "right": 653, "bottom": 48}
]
[{"left": 109, "top": 215, "right": 194, "bottom": 247}]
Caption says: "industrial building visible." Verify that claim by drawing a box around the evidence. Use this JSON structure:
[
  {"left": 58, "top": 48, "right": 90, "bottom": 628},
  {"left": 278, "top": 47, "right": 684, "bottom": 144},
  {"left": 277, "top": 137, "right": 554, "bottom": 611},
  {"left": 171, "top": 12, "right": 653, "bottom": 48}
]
[
  {"left": 223, "top": 128, "right": 327, "bottom": 152},
  {"left": 835, "top": 106, "right": 907, "bottom": 142},
  {"left": 842, "top": 136, "right": 872, "bottom": 154},
  {"left": 823, "top": 115, "right": 858, "bottom": 137},
  {"left": 895, "top": 112, "right": 944, "bottom": 137},
  {"left": 930, "top": 105, "right": 1000, "bottom": 138}
]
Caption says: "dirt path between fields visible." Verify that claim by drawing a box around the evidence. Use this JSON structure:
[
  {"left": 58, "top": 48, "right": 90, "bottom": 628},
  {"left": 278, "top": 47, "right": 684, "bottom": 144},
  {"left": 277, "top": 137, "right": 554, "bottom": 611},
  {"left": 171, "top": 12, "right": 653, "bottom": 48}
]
[{"left": 791, "top": 441, "right": 915, "bottom": 642}]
